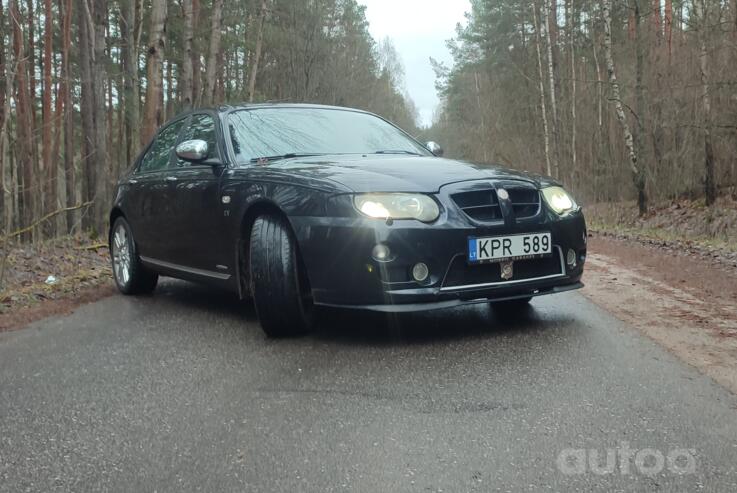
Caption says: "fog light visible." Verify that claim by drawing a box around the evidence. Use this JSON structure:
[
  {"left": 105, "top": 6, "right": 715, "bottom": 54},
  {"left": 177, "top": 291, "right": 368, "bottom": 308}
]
[
  {"left": 566, "top": 248, "right": 577, "bottom": 268},
  {"left": 412, "top": 262, "right": 429, "bottom": 282},
  {"left": 372, "top": 244, "right": 391, "bottom": 262}
]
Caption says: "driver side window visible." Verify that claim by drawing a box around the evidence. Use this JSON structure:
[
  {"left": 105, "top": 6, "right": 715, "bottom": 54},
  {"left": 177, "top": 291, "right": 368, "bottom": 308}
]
[{"left": 139, "top": 120, "right": 185, "bottom": 173}]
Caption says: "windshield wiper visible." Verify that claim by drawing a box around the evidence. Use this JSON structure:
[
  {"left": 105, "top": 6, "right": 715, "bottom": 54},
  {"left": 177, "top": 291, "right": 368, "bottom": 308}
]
[
  {"left": 249, "top": 152, "right": 324, "bottom": 163},
  {"left": 373, "top": 150, "right": 422, "bottom": 156}
]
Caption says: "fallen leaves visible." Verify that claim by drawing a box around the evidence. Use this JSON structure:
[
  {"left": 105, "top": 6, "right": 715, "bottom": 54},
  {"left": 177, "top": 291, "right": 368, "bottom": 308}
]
[{"left": 0, "top": 236, "right": 113, "bottom": 315}]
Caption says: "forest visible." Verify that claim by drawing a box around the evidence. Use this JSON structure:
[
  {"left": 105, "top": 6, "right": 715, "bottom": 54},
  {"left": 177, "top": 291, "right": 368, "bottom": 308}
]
[
  {"left": 427, "top": 0, "right": 737, "bottom": 213},
  {"left": 1, "top": 0, "right": 736, "bottom": 243},
  {"left": 0, "top": 0, "right": 418, "bottom": 241}
]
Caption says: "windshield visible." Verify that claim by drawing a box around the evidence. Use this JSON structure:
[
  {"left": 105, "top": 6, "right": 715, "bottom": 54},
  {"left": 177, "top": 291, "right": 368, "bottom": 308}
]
[{"left": 227, "top": 107, "right": 429, "bottom": 164}]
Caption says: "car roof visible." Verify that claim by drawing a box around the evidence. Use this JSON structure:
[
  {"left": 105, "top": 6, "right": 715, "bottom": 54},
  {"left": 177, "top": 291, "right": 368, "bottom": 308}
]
[
  {"left": 199, "top": 102, "right": 372, "bottom": 115},
  {"left": 165, "top": 103, "right": 374, "bottom": 126}
]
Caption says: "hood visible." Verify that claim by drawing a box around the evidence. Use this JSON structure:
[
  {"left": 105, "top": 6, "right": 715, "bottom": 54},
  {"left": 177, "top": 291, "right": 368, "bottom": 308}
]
[{"left": 255, "top": 155, "right": 552, "bottom": 193}]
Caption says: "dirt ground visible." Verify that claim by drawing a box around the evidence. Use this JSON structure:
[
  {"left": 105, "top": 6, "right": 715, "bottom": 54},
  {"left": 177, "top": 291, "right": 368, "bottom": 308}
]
[
  {"left": 0, "top": 237, "right": 114, "bottom": 331},
  {"left": 586, "top": 196, "right": 737, "bottom": 249},
  {"left": 582, "top": 234, "right": 737, "bottom": 394}
]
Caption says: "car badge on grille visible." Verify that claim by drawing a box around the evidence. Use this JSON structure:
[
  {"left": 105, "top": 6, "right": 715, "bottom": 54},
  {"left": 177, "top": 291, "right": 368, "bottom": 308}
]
[
  {"left": 497, "top": 188, "right": 509, "bottom": 201},
  {"left": 500, "top": 260, "right": 514, "bottom": 280}
]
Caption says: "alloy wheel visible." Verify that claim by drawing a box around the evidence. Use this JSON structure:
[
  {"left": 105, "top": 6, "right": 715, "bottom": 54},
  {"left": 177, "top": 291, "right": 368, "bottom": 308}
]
[{"left": 112, "top": 224, "right": 132, "bottom": 286}]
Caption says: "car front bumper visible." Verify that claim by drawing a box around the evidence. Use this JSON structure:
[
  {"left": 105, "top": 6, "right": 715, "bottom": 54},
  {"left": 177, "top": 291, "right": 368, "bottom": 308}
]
[{"left": 290, "top": 202, "right": 587, "bottom": 312}]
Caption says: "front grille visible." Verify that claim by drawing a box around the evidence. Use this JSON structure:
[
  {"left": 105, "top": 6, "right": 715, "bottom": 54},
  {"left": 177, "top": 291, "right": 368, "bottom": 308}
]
[
  {"left": 450, "top": 190, "right": 501, "bottom": 221},
  {"left": 451, "top": 184, "right": 541, "bottom": 222},
  {"left": 442, "top": 248, "right": 563, "bottom": 288},
  {"left": 508, "top": 187, "right": 541, "bottom": 219}
]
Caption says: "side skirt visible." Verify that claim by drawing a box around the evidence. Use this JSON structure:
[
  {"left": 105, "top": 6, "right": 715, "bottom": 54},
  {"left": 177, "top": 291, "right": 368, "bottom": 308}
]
[{"left": 140, "top": 256, "right": 232, "bottom": 281}]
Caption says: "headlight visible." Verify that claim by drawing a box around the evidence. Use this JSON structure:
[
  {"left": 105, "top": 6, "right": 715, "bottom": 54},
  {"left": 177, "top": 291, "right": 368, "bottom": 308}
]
[
  {"left": 542, "top": 186, "right": 578, "bottom": 215},
  {"left": 353, "top": 193, "right": 440, "bottom": 222}
]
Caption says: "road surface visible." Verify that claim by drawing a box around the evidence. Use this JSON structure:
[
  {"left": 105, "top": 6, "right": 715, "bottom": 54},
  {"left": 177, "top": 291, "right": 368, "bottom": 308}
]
[{"left": 2, "top": 280, "right": 737, "bottom": 491}]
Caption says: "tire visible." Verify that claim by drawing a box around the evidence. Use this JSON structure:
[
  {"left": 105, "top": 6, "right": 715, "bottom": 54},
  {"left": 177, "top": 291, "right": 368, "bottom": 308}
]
[
  {"left": 249, "top": 214, "right": 314, "bottom": 337},
  {"left": 110, "top": 217, "right": 159, "bottom": 295}
]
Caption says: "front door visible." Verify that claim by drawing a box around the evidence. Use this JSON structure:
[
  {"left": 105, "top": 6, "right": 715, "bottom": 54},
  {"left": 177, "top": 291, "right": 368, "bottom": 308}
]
[
  {"left": 166, "top": 112, "right": 230, "bottom": 276},
  {"left": 129, "top": 118, "right": 186, "bottom": 261}
]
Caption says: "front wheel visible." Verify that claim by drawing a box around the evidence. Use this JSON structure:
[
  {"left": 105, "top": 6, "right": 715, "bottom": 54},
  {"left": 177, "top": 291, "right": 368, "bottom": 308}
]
[
  {"left": 110, "top": 217, "right": 158, "bottom": 295},
  {"left": 249, "top": 215, "right": 314, "bottom": 337}
]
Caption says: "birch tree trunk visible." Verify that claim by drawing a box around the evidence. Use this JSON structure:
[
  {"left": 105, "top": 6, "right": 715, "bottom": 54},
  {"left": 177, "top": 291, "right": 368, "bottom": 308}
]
[
  {"left": 532, "top": 2, "right": 552, "bottom": 177},
  {"left": 591, "top": 18, "right": 602, "bottom": 128},
  {"left": 248, "top": 0, "right": 267, "bottom": 103},
  {"left": 542, "top": 0, "right": 560, "bottom": 178},
  {"left": 165, "top": 60, "right": 173, "bottom": 118},
  {"left": 180, "top": 0, "right": 195, "bottom": 109},
  {"left": 142, "top": 0, "right": 167, "bottom": 144},
  {"left": 204, "top": 0, "right": 224, "bottom": 106},
  {"left": 693, "top": 0, "right": 716, "bottom": 205},
  {"left": 474, "top": 71, "right": 489, "bottom": 162},
  {"left": 602, "top": 0, "right": 647, "bottom": 215},
  {"left": 591, "top": 33, "right": 603, "bottom": 199}
]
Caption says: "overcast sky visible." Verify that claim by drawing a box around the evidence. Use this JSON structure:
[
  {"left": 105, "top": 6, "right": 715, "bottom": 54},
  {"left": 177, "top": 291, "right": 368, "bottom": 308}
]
[{"left": 361, "top": 0, "right": 470, "bottom": 128}]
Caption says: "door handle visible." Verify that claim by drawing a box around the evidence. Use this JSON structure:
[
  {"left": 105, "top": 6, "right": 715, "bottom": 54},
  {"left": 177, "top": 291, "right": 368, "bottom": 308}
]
[
  {"left": 165, "top": 176, "right": 178, "bottom": 182},
  {"left": 127, "top": 178, "right": 138, "bottom": 185}
]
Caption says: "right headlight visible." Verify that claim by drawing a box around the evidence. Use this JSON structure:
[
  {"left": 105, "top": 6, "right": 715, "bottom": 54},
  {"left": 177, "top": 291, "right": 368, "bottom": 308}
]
[
  {"left": 353, "top": 193, "right": 440, "bottom": 222},
  {"left": 542, "top": 186, "right": 579, "bottom": 215}
]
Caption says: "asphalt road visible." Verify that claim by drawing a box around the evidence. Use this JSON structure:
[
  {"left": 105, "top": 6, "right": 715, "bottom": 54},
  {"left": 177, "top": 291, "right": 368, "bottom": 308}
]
[{"left": 2, "top": 281, "right": 737, "bottom": 492}]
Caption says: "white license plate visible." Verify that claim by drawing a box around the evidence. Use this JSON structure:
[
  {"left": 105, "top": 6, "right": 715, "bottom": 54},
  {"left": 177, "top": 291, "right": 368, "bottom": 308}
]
[{"left": 468, "top": 232, "right": 552, "bottom": 263}]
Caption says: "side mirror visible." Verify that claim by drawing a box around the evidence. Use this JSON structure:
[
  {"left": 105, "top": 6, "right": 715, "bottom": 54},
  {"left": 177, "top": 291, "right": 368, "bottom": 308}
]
[
  {"left": 176, "top": 139, "right": 208, "bottom": 162},
  {"left": 426, "top": 141, "right": 444, "bottom": 157}
]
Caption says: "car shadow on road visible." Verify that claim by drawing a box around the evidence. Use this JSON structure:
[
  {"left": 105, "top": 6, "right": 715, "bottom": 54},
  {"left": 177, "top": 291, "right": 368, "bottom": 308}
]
[
  {"left": 312, "top": 302, "right": 553, "bottom": 346},
  {"left": 154, "top": 280, "right": 567, "bottom": 346},
  {"left": 155, "top": 280, "right": 259, "bottom": 320}
]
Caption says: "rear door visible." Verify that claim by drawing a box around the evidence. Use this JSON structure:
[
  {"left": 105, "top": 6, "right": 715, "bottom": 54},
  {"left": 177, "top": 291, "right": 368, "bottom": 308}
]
[
  {"left": 165, "top": 112, "right": 230, "bottom": 275},
  {"left": 128, "top": 118, "right": 186, "bottom": 261}
]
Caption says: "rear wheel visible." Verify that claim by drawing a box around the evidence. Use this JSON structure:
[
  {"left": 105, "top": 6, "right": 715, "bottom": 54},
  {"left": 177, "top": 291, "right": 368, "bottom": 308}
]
[
  {"left": 249, "top": 215, "right": 313, "bottom": 337},
  {"left": 110, "top": 217, "right": 158, "bottom": 295}
]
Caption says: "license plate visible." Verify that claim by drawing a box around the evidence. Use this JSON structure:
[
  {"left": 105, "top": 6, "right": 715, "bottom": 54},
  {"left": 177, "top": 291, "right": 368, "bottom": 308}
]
[{"left": 468, "top": 232, "right": 552, "bottom": 263}]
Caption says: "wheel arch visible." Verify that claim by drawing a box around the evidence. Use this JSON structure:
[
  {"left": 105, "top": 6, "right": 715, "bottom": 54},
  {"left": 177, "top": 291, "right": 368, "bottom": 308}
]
[{"left": 109, "top": 207, "right": 126, "bottom": 242}]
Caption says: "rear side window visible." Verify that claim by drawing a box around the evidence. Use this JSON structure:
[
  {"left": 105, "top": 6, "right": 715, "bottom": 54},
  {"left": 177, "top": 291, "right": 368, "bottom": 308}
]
[
  {"left": 138, "top": 120, "right": 185, "bottom": 173},
  {"left": 176, "top": 114, "right": 218, "bottom": 167}
]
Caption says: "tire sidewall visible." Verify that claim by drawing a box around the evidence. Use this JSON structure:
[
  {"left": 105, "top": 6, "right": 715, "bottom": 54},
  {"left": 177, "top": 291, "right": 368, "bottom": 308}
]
[{"left": 249, "top": 215, "right": 313, "bottom": 335}]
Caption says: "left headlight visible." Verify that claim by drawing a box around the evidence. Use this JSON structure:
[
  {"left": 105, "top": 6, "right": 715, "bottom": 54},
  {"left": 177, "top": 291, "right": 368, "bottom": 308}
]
[
  {"left": 542, "top": 186, "right": 579, "bottom": 215},
  {"left": 353, "top": 193, "right": 440, "bottom": 222}
]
